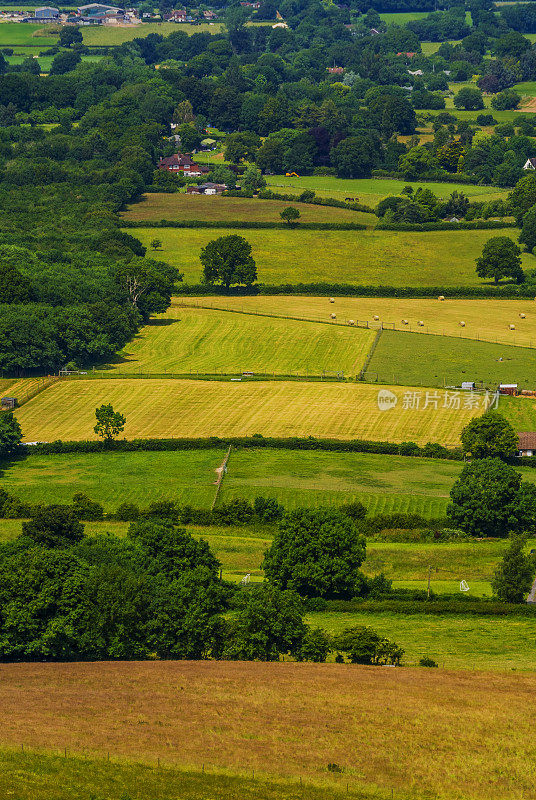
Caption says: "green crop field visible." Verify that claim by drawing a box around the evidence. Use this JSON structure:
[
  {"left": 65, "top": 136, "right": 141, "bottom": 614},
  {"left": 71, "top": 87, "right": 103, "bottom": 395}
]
[
  {"left": 0, "top": 448, "right": 472, "bottom": 516},
  {"left": 102, "top": 302, "right": 375, "bottom": 376},
  {"left": 0, "top": 22, "right": 57, "bottom": 45},
  {"left": 127, "top": 225, "right": 532, "bottom": 286},
  {"left": 180, "top": 296, "right": 536, "bottom": 349},
  {"left": 80, "top": 21, "right": 223, "bottom": 45},
  {"left": 367, "top": 330, "right": 536, "bottom": 390},
  {"left": 264, "top": 174, "right": 508, "bottom": 205},
  {"left": 0, "top": 450, "right": 226, "bottom": 509},
  {"left": 13, "top": 378, "right": 483, "bottom": 444},
  {"left": 121, "top": 193, "right": 370, "bottom": 224},
  {"left": 499, "top": 395, "right": 536, "bottom": 431},
  {"left": 379, "top": 11, "right": 429, "bottom": 23}
]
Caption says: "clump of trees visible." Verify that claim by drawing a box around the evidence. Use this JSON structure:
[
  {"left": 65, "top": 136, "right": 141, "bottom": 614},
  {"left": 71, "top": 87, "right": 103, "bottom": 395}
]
[{"left": 201, "top": 235, "right": 257, "bottom": 289}]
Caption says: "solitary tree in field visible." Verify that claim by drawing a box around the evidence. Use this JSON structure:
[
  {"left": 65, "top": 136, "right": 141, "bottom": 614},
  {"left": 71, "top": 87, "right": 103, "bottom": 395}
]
[
  {"left": 280, "top": 206, "right": 301, "bottom": 226},
  {"left": 94, "top": 404, "right": 126, "bottom": 443},
  {"left": 461, "top": 412, "right": 518, "bottom": 460},
  {"left": 519, "top": 205, "right": 536, "bottom": 253},
  {"left": 200, "top": 234, "right": 257, "bottom": 289},
  {"left": 150, "top": 238, "right": 162, "bottom": 250},
  {"left": 475, "top": 237, "right": 524, "bottom": 284},
  {"left": 492, "top": 536, "right": 536, "bottom": 602},
  {"left": 0, "top": 411, "right": 22, "bottom": 458}
]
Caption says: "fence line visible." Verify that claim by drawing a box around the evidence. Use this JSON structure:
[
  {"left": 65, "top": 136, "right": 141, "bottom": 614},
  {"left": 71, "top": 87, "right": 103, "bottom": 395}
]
[
  {"left": 175, "top": 301, "right": 536, "bottom": 350},
  {"left": 358, "top": 328, "right": 383, "bottom": 381},
  {"left": 211, "top": 444, "right": 232, "bottom": 511}
]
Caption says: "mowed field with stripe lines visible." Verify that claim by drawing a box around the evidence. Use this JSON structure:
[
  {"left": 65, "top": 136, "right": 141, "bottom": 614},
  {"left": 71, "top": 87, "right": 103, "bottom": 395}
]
[
  {"left": 106, "top": 303, "right": 374, "bottom": 376},
  {"left": 14, "top": 378, "right": 482, "bottom": 445}
]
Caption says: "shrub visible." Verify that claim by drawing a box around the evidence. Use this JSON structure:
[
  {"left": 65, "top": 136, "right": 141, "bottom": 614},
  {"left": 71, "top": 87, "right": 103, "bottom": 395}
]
[
  {"left": 253, "top": 496, "right": 284, "bottom": 523},
  {"left": 115, "top": 502, "right": 140, "bottom": 521},
  {"left": 213, "top": 498, "right": 255, "bottom": 526},
  {"left": 419, "top": 656, "right": 439, "bottom": 667},
  {"left": 71, "top": 492, "right": 104, "bottom": 521},
  {"left": 144, "top": 500, "right": 178, "bottom": 521}
]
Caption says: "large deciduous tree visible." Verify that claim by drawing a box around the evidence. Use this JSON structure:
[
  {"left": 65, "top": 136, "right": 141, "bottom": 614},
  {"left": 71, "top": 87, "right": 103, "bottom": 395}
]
[
  {"left": 447, "top": 457, "right": 536, "bottom": 537},
  {"left": 461, "top": 412, "right": 518, "bottom": 460},
  {"left": 94, "top": 403, "right": 126, "bottom": 443},
  {"left": 200, "top": 234, "right": 257, "bottom": 289},
  {"left": 0, "top": 412, "right": 22, "bottom": 458},
  {"left": 492, "top": 536, "right": 536, "bottom": 602},
  {"left": 475, "top": 236, "right": 524, "bottom": 284},
  {"left": 263, "top": 509, "right": 367, "bottom": 598}
]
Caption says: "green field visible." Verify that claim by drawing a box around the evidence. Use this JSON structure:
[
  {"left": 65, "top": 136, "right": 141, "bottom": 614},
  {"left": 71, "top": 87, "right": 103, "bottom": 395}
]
[
  {"left": 309, "top": 610, "right": 536, "bottom": 670},
  {"left": 367, "top": 330, "right": 536, "bottom": 389},
  {"left": 13, "top": 378, "right": 482, "bottom": 444},
  {"left": 122, "top": 193, "right": 371, "bottom": 224},
  {"left": 128, "top": 225, "right": 531, "bottom": 286},
  {"left": 0, "top": 448, "right": 472, "bottom": 516},
  {"left": 103, "top": 302, "right": 374, "bottom": 376},
  {"left": 81, "top": 21, "right": 223, "bottom": 45},
  {"left": 0, "top": 21, "right": 57, "bottom": 45},
  {"left": 379, "top": 11, "right": 429, "bottom": 23},
  {"left": 264, "top": 174, "right": 508, "bottom": 205},
  {"left": 499, "top": 394, "right": 536, "bottom": 431}
]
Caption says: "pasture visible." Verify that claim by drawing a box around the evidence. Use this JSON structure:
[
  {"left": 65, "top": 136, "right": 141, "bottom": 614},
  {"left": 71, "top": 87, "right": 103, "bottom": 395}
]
[
  {"left": 103, "top": 303, "right": 375, "bottom": 376},
  {"left": 0, "top": 448, "right": 466, "bottom": 514},
  {"left": 179, "top": 296, "right": 536, "bottom": 348},
  {"left": 310, "top": 610, "right": 536, "bottom": 672},
  {"left": 13, "top": 377, "right": 483, "bottom": 444},
  {"left": 264, "top": 174, "right": 509, "bottom": 205},
  {"left": 81, "top": 21, "right": 223, "bottom": 45},
  {"left": 128, "top": 225, "right": 531, "bottom": 286},
  {"left": 367, "top": 330, "right": 536, "bottom": 389},
  {"left": 121, "top": 192, "right": 370, "bottom": 224},
  {"left": 1, "top": 660, "right": 536, "bottom": 800},
  {"left": 499, "top": 394, "right": 536, "bottom": 431},
  {"left": 0, "top": 22, "right": 57, "bottom": 45}
]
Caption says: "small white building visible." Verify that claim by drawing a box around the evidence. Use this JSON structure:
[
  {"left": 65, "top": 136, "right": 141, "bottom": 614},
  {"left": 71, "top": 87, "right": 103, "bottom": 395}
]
[{"left": 523, "top": 157, "right": 536, "bottom": 170}]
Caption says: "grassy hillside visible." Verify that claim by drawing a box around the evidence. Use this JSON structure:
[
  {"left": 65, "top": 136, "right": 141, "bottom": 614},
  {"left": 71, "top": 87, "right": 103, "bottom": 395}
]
[
  {"left": 81, "top": 21, "right": 223, "bottom": 45},
  {"left": 0, "top": 750, "right": 366, "bottom": 800},
  {"left": 1, "top": 660, "right": 536, "bottom": 799},
  {"left": 129, "top": 225, "right": 532, "bottom": 286},
  {"left": 0, "top": 22, "right": 57, "bottom": 46},
  {"left": 104, "top": 303, "right": 375, "bottom": 376},
  {"left": 121, "top": 193, "right": 370, "bottom": 224},
  {"left": 180, "top": 296, "right": 536, "bottom": 349},
  {"left": 368, "top": 330, "right": 536, "bottom": 389},
  {"left": 499, "top": 395, "right": 536, "bottom": 431},
  {"left": 13, "top": 378, "right": 482, "bottom": 444}
]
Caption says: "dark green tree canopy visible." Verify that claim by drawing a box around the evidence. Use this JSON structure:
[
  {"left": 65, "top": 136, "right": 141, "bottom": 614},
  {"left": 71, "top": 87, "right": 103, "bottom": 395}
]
[
  {"left": 0, "top": 412, "right": 22, "bottom": 458},
  {"left": 447, "top": 457, "right": 536, "bottom": 537},
  {"left": 461, "top": 412, "right": 518, "bottom": 460},
  {"left": 263, "top": 508, "right": 367, "bottom": 598},
  {"left": 492, "top": 535, "right": 536, "bottom": 603},
  {"left": 201, "top": 234, "right": 257, "bottom": 289},
  {"left": 475, "top": 236, "right": 524, "bottom": 284},
  {"left": 22, "top": 505, "right": 85, "bottom": 548}
]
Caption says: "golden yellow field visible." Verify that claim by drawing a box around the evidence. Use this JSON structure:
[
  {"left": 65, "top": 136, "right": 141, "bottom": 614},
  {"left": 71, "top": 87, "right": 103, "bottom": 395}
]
[
  {"left": 1, "top": 660, "right": 536, "bottom": 800},
  {"left": 182, "top": 295, "right": 536, "bottom": 348},
  {"left": 14, "top": 378, "right": 482, "bottom": 445},
  {"left": 105, "top": 303, "right": 374, "bottom": 375}
]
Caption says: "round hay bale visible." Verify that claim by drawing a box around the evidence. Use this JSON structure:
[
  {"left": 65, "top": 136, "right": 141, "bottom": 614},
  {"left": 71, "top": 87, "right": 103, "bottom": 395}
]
[
  {"left": 329, "top": 297, "right": 335, "bottom": 303},
  {"left": 438, "top": 295, "right": 445, "bottom": 301},
  {"left": 520, "top": 313, "right": 526, "bottom": 319},
  {"left": 373, "top": 315, "right": 380, "bottom": 321},
  {"left": 330, "top": 313, "right": 336, "bottom": 320},
  {"left": 418, "top": 320, "right": 424, "bottom": 326},
  {"left": 460, "top": 321, "right": 465, "bottom": 327},
  {"left": 402, "top": 319, "right": 409, "bottom": 325},
  {"left": 510, "top": 324, "right": 515, "bottom": 330}
]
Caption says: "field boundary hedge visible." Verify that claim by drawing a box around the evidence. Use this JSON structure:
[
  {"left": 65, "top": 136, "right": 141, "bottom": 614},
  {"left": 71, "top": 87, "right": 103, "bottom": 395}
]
[
  {"left": 122, "top": 219, "right": 367, "bottom": 231},
  {"left": 174, "top": 282, "right": 536, "bottom": 298},
  {"left": 21, "top": 435, "right": 463, "bottom": 459},
  {"left": 376, "top": 220, "right": 516, "bottom": 231},
  {"left": 323, "top": 599, "right": 536, "bottom": 616}
]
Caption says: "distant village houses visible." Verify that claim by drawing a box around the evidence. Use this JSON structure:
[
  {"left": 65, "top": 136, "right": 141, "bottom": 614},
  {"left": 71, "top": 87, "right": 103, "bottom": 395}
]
[{"left": 187, "top": 182, "right": 227, "bottom": 195}]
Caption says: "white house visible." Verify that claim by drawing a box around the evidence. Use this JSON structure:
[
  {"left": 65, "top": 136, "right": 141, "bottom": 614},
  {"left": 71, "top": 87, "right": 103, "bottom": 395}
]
[{"left": 523, "top": 157, "right": 536, "bottom": 170}]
